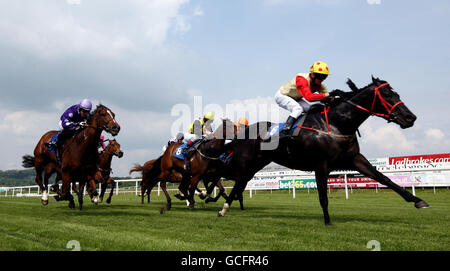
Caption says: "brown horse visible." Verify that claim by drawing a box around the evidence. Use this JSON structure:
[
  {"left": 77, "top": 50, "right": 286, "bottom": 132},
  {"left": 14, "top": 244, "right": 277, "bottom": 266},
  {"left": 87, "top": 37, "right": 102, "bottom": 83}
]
[
  {"left": 129, "top": 157, "right": 228, "bottom": 209},
  {"left": 164, "top": 118, "right": 235, "bottom": 208},
  {"left": 87, "top": 139, "right": 124, "bottom": 204},
  {"left": 23, "top": 131, "right": 63, "bottom": 205},
  {"left": 131, "top": 118, "right": 236, "bottom": 210},
  {"left": 53, "top": 104, "right": 120, "bottom": 209},
  {"left": 130, "top": 158, "right": 180, "bottom": 207}
]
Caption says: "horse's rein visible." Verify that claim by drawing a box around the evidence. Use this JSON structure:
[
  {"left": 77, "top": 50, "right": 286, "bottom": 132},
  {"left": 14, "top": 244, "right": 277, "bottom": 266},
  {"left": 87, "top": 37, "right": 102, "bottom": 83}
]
[
  {"left": 344, "top": 83, "right": 403, "bottom": 119},
  {"left": 192, "top": 142, "right": 223, "bottom": 161}
]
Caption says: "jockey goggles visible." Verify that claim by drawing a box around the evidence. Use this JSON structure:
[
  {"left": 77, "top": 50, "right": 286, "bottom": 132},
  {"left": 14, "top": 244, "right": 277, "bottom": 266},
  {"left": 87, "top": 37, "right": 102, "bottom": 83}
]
[{"left": 314, "top": 73, "right": 328, "bottom": 81}]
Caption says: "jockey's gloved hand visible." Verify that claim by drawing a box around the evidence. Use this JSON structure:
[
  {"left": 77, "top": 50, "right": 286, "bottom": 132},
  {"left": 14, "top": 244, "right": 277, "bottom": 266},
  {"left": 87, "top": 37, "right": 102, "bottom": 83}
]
[
  {"left": 323, "top": 95, "right": 341, "bottom": 105},
  {"left": 79, "top": 121, "right": 87, "bottom": 127}
]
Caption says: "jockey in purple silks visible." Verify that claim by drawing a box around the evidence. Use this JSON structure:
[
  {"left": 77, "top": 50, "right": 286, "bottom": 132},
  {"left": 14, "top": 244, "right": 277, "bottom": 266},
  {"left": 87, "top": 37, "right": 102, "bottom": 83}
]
[{"left": 46, "top": 99, "right": 92, "bottom": 162}]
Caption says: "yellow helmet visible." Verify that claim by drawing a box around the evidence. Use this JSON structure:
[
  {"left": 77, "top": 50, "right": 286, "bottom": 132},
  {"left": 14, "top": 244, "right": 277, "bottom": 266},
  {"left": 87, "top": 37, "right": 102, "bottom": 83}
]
[
  {"left": 203, "top": 112, "right": 214, "bottom": 120},
  {"left": 309, "top": 61, "right": 330, "bottom": 75}
]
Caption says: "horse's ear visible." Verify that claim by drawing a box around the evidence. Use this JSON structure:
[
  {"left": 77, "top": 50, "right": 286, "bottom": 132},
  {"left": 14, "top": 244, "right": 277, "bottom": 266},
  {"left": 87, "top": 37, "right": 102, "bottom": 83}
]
[
  {"left": 346, "top": 78, "right": 359, "bottom": 92},
  {"left": 371, "top": 75, "right": 378, "bottom": 84}
]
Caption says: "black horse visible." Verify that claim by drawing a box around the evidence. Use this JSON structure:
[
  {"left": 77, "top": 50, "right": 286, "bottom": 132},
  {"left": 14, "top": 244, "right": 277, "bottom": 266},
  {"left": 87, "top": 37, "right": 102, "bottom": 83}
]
[{"left": 217, "top": 76, "right": 429, "bottom": 225}]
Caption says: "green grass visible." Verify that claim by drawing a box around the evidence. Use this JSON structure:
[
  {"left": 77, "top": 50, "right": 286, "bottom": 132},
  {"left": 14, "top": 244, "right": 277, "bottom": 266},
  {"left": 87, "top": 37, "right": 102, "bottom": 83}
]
[{"left": 0, "top": 189, "right": 449, "bottom": 251}]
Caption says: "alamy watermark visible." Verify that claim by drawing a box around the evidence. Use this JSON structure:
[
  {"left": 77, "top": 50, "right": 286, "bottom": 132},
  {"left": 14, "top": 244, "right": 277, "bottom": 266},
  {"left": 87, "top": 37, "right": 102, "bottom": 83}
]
[
  {"left": 366, "top": 240, "right": 381, "bottom": 251},
  {"left": 66, "top": 240, "right": 81, "bottom": 251},
  {"left": 367, "top": 0, "right": 381, "bottom": 5},
  {"left": 170, "top": 96, "right": 285, "bottom": 150}
]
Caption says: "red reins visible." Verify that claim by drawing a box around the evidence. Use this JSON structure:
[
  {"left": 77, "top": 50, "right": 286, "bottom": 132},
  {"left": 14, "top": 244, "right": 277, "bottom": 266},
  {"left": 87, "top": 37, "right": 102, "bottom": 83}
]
[
  {"left": 296, "top": 82, "right": 403, "bottom": 137},
  {"left": 354, "top": 83, "right": 403, "bottom": 118}
]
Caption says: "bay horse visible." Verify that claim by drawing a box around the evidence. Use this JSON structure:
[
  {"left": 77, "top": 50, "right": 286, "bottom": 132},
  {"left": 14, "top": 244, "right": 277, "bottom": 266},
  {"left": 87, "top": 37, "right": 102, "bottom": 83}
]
[
  {"left": 131, "top": 118, "right": 236, "bottom": 210},
  {"left": 23, "top": 131, "right": 63, "bottom": 205},
  {"left": 86, "top": 139, "right": 124, "bottom": 204},
  {"left": 54, "top": 104, "right": 120, "bottom": 209},
  {"left": 129, "top": 157, "right": 228, "bottom": 209},
  {"left": 217, "top": 76, "right": 430, "bottom": 225}
]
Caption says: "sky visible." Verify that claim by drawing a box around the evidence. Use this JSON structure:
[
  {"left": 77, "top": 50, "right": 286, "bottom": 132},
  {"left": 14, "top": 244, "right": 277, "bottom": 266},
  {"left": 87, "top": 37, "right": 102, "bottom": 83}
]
[{"left": 0, "top": 0, "right": 449, "bottom": 177}]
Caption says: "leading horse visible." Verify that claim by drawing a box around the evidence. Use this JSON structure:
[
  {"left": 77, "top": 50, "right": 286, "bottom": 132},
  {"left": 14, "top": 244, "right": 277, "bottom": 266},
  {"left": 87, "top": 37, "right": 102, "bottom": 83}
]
[{"left": 217, "top": 76, "right": 429, "bottom": 225}]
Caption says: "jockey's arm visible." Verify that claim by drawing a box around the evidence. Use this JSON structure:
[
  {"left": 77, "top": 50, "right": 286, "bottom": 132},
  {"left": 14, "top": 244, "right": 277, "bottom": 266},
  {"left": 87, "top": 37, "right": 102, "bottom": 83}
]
[{"left": 296, "top": 76, "right": 329, "bottom": 102}]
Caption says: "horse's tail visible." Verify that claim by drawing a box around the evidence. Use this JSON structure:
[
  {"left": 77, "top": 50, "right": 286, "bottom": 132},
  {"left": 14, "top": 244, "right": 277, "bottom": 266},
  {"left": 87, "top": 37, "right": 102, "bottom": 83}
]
[
  {"left": 129, "top": 163, "right": 144, "bottom": 175},
  {"left": 22, "top": 155, "right": 35, "bottom": 168}
]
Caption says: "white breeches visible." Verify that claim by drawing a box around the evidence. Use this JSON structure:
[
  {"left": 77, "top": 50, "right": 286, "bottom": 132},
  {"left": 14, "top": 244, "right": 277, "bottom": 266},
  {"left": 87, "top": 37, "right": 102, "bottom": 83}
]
[
  {"left": 183, "top": 133, "right": 201, "bottom": 143},
  {"left": 275, "top": 90, "right": 320, "bottom": 119}
]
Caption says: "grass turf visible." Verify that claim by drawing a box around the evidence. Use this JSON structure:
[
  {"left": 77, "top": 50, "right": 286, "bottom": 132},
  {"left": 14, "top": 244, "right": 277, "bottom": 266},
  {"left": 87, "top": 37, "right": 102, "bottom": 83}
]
[{"left": 0, "top": 188, "right": 449, "bottom": 251}]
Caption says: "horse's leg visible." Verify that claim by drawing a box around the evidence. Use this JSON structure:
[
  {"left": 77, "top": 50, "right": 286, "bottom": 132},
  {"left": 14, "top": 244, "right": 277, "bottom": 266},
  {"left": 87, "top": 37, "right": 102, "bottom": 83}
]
[
  {"left": 351, "top": 153, "right": 430, "bottom": 208},
  {"left": 176, "top": 173, "right": 190, "bottom": 200},
  {"left": 236, "top": 187, "right": 245, "bottom": 210},
  {"left": 42, "top": 166, "right": 54, "bottom": 206},
  {"left": 99, "top": 179, "right": 107, "bottom": 203},
  {"left": 87, "top": 176, "right": 99, "bottom": 205},
  {"left": 187, "top": 176, "right": 201, "bottom": 209},
  {"left": 218, "top": 178, "right": 247, "bottom": 217},
  {"left": 205, "top": 180, "right": 227, "bottom": 203},
  {"left": 77, "top": 181, "right": 85, "bottom": 210},
  {"left": 50, "top": 172, "right": 62, "bottom": 193},
  {"left": 141, "top": 179, "right": 148, "bottom": 205},
  {"left": 106, "top": 179, "right": 114, "bottom": 204},
  {"left": 160, "top": 181, "right": 172, "bottom": 211},
  {"left": 59, "top": 172, "right": 75, "bottom": 209},
  {"left": 315, "top": 165, "right": 332, "bottom": 225}
]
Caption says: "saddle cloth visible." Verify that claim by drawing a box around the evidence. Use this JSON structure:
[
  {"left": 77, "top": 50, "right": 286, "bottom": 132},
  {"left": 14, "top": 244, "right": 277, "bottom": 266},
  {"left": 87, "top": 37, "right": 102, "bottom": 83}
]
[
  {"left": 173, "top": 143, "right": 191, "bottom": 160},
  {"left": 173, "top": 143, "right": 233, "bottom": 162},
  {"left": 265, "top": 114, "right": 306, "bottom": 140},
  {"left": 45, "top": 132, "right": 61, "bottom": 154}
]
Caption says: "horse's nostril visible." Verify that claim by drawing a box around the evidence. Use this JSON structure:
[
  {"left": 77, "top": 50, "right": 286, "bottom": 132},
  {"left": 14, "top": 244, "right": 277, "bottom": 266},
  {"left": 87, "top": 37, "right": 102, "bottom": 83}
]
[{"left": 407, "top": 114, "right": 417, "bottom": 123}]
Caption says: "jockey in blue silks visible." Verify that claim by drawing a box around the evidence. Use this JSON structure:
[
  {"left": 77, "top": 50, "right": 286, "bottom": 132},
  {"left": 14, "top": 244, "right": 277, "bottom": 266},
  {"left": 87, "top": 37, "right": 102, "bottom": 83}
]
[{"left": 46, "top": 99, "right": 92, "bottom": 162}]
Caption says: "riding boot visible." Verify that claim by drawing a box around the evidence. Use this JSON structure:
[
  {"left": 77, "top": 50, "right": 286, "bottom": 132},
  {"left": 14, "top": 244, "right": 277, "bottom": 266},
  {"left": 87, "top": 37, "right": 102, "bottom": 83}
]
[{"left": 280, "top": 116, "right": 296, "bottom": 137}]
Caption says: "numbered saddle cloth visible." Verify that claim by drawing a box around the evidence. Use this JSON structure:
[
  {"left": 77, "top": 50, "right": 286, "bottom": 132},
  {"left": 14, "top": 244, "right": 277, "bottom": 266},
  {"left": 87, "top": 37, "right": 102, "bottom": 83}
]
[{"left": 173, "top": 144, "right": 191, "bottom": 160}]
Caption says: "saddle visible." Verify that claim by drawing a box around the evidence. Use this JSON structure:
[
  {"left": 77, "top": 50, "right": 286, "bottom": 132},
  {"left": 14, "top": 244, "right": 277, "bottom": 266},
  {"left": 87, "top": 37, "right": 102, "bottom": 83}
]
[{"left": 265, "top": 113, "right": 308, "bottom": 140}]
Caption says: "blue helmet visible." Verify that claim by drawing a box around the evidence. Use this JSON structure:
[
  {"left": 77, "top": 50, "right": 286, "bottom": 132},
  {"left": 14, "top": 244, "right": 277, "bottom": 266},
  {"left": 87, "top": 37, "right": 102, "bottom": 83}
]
[{"left": 79, "top": 99, "right": 92, "bottom": 111}]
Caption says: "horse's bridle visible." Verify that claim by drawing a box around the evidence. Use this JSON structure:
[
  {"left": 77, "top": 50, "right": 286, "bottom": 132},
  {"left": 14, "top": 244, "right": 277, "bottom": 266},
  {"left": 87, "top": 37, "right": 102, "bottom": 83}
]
[{"left": 345, "top": 83, "right": 403, "bottom": 120}]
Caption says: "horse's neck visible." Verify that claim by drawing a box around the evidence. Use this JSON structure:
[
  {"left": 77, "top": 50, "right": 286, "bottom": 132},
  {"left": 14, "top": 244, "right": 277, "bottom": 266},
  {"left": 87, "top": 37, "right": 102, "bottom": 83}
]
[
  {"left": 98, "top": 152, "right": 113, "bottom": 170},
  {"left": 78, "top": 125, "right": 102, "bottom": 152},
  {"left": 329, "top": 89, "right": 374, "bottom": 134}
]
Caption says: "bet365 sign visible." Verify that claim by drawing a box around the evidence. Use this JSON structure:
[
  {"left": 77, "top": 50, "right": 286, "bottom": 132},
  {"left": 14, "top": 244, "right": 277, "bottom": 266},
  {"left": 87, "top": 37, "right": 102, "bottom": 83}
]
[{"left": 279, "top": 179, "right": 317, "bottom": 189}]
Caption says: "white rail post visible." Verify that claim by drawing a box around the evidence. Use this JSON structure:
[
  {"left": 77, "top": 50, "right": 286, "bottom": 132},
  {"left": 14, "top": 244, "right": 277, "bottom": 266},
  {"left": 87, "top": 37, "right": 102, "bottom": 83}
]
[
  {"left": 344, "top": 174, "right": 349, "bottom": 199},
  {"left": 292, "top": 180, "right": 296, "bottom": 199},
  {"left": 410, "top": 172, "right": 416, "bottom": 196},
  {"left": 116, "top": 181, "right": 119, "bottom": 195},
  {"left": 249, "top": 188, "right": 252, "bottom": 198},
  {"left": 135, "top": 180, "right": 138, "bottom": 195}
]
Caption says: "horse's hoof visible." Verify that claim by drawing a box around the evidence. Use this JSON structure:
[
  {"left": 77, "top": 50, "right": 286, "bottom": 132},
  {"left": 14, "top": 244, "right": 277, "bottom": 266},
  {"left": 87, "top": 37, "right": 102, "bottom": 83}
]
[
  {"left": 415, "top": 200, "right": 430, "bottom": 209},
  {"left": 106, "top": 198, "right": 111, "bottom": 204},
  {"left": 68, "top": 203, "right": 75, "bottom": 209},
  {"left": 217, "top": 211, "right": 224, "bottom": 217},
  {"left": 188, "top": 204, "right": 195, "bottom": 210},
  {"left": 41, "top": 200, "right": 49, "bottom": 206}
]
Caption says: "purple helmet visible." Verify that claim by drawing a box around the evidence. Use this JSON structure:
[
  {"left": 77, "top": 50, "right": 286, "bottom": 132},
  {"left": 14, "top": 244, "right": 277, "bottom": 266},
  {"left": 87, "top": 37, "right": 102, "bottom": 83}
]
[{"left": 79, "top": 99, "right": 92, "bottom": 111}]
